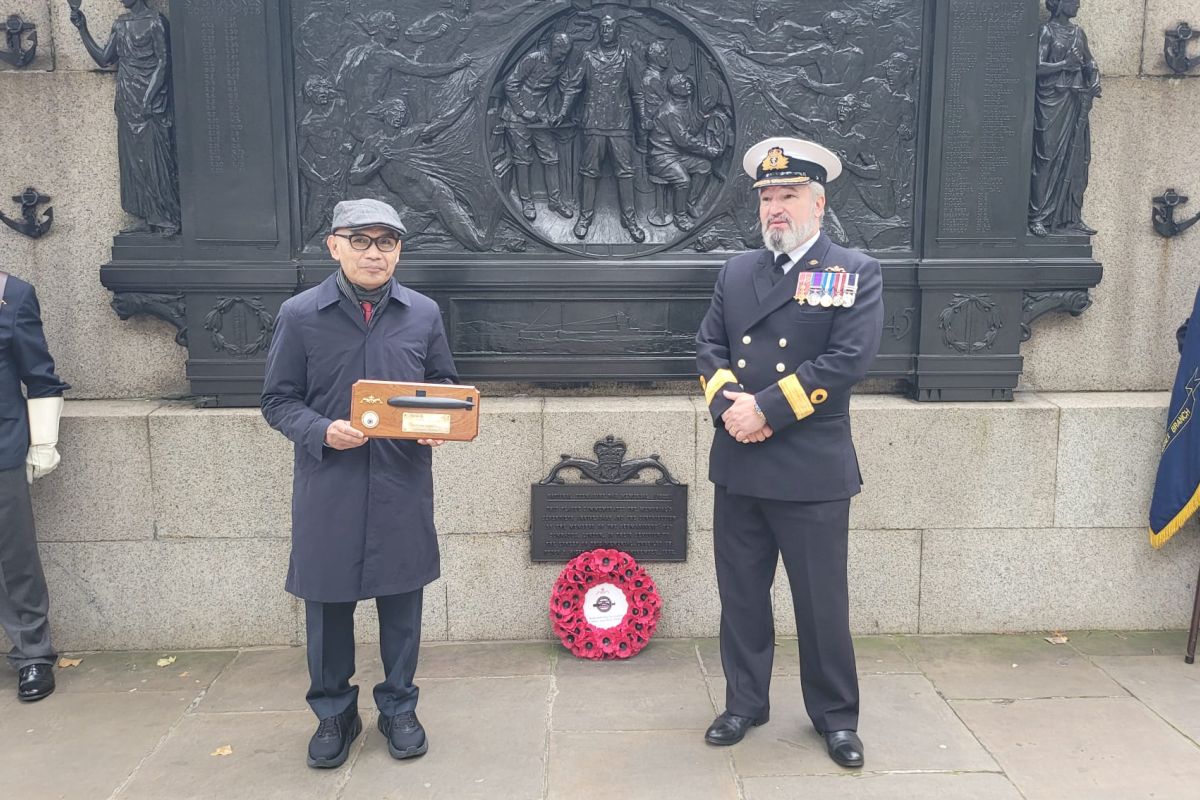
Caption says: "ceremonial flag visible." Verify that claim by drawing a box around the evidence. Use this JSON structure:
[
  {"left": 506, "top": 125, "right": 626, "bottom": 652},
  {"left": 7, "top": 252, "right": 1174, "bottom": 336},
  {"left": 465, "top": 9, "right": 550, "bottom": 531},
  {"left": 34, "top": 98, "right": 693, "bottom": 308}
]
[{"left": 1149, "top": 285, "right": 1200, "bottom": 548}]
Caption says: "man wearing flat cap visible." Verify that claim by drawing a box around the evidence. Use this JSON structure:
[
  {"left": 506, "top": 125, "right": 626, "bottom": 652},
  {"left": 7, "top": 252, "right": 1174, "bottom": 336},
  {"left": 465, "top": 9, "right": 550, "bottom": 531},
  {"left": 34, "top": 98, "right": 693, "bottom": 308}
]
[
  {"left": 695, "top": 137, "right": 884, "bottom": 768},
  {"left": 262, "top": 198, "right": 456, "bottom": 769}
]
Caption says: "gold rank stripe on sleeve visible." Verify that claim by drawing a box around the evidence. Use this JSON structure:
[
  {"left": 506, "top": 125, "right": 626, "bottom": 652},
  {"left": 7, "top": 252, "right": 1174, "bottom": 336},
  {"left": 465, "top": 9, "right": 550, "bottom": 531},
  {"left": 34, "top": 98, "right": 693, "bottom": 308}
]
[
  {"left": 778, "top": 374, "right": 815, "bottom": 420},
  {"left": 703, "top": 368, "right": 738, "bottom": 406}
]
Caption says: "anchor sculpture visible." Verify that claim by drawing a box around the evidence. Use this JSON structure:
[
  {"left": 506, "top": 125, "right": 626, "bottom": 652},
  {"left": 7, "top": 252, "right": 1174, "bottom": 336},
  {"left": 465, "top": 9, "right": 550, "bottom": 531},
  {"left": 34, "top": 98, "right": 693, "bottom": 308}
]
[
  {"left": 0, "top": 187, "right": 53, "bottom": 239},
  {"left": 0, "top": 14, "right": 36, "bottom": 68},
  {"left": 1165, "top": 22, "right": 1200, "bottom": 74},
  {"left": 1152, "top": 189, "right": 1200, "bottom": 238}
]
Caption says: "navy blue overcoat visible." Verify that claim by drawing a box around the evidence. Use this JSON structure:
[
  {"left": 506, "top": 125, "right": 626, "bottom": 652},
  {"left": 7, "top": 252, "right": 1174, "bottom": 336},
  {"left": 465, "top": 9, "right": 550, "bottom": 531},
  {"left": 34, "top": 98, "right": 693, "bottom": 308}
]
[{"left": 261, "top": 273, "right": 457, "bottom": 602}]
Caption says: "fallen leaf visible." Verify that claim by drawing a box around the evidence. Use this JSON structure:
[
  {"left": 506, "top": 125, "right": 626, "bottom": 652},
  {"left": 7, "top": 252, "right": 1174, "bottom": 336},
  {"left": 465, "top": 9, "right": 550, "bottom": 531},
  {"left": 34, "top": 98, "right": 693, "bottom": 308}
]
[
  {"left": 57, "top": 657, "right": 83, "bottom": 669},
  {"left": 1044, "top": 635, "right": 1069, "bottom": 645},
  {"left": 211, "top": 745, "right": 233, "bottom": 757},
  {"left": 156, "top": 656, "right": 177, "bottom": 668},
  {"left": 178, "top": 672, "right": 190, "bottom": 678}
]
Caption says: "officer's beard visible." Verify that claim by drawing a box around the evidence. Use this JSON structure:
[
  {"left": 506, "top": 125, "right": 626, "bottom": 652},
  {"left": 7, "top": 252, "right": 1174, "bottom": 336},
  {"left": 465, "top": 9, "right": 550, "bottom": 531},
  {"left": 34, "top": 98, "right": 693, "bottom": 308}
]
[{"left": 762, "top": 213, "right": 820, "bottom": 253}]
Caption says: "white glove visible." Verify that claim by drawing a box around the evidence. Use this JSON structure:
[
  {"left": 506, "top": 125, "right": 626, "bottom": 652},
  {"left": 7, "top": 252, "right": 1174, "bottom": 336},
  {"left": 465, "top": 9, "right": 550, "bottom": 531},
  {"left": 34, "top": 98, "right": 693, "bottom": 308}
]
[{"left": 26, "top": 396, "right": 64, "bottom": 484}]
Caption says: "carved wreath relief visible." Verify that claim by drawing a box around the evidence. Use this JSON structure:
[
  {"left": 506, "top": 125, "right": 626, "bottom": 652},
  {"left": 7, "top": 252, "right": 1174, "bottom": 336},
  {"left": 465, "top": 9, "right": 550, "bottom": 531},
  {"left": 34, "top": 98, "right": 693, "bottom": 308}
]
[{"left": 292, "top": 0, "right": 922, "bottom": 256}]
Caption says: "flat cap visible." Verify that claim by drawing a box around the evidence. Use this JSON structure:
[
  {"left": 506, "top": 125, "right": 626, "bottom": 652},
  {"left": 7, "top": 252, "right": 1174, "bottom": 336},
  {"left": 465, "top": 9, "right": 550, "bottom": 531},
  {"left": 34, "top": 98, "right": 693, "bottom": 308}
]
[{"left": 330, "top": 198, "right": 406, "bottom": 235}]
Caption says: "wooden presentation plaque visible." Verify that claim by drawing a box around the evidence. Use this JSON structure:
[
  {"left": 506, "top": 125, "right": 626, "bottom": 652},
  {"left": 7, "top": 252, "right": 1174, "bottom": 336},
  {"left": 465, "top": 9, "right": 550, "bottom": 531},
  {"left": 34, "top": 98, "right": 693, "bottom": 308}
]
[{"left": 350, "top": 380, "right": 480, "bottom": 441}]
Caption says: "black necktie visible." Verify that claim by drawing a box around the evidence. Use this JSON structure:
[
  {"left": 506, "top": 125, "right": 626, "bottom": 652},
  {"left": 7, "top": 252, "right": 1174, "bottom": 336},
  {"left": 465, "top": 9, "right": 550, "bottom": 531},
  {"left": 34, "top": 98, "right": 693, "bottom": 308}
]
[{"left": 771, "top": 253, "right": 790, "bottom": 286}]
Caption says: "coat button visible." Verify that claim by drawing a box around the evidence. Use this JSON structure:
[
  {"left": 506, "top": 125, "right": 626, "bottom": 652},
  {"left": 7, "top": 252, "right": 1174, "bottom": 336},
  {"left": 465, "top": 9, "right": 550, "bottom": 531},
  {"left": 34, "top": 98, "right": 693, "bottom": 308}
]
[
  {"left": 737, "top": 359, "right": 746, "bottom": 368},
  {"left": 776, "top": 363, "right": 786, "bottom": 373},
  {"left": 778, "top": 338, "right": 788, "bottom": 348},
  {"left": 742, "top": 335, "right": 752, "bottom": 345}
]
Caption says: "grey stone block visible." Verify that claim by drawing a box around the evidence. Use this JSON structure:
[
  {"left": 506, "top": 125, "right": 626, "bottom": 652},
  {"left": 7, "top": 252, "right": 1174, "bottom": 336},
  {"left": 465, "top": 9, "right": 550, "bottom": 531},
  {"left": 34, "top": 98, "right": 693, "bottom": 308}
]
[
  {"left": 441, "top": 533, "right": 560, "bottom": 640},
  {"left": 0, "top": 0, "right": 54, "bottom": 72},
  {"left": 117, "top": 710, "right": 354, "bottom": 800},
  {"left": 952, "top": 697, "right": 1200, "bottom": 800},
  {"left": 345, "top": 677, "right": 551, "bottom": 800},
  {"left": 895, "top": 633, "right": 1126, "bottom": 700},
  {"left": 919, "top": 528, "right": 1200, "bottom": 632},
  {"left": 1077, "top": 0, "right": 1146, "bottom": 77},
  {"left": 40, "top": 538, "right": 297, "bottom": 650},
  {"left": 31, "top": 400, "right": 163, "bottom": 541},
  {"left": 549, "top": 731, "right": 740, "bottom": 800},
  {"left": 1092, "top": 654, "right": 1200, "bottom": 744},
  {"left": 742, "top": 773, "right": 1025, "bottom": 800},
  {"left": 1143, "top": 0, "right": 1200, "bottom": 75},
  {"left": 1021, "top": 77, "right": 1200, "bottom": 393},
  {"left": 849, "top": 394, "right": 1059, "bottom": 529},
  {"left": 693, "top": 395, "right": 714, "bottom": 531},
  {"left": 433, "top": 397, "right": 543, "bottom": 534},
  {"left": 774, "top": 529, "right": 922, "bottom": 636},
  {"left": 0, "top": 70, "right": 188, "bottom": 399},
  {"left": 52, "top": 649, "right": 236, "bottom": 695},
  {"left": 0, "top": 690, "right": 195, "bottom": 799},
  {"left": 542, "top": 395, "right": 697, "bottom": 490},
  {"left": 718, "top": 673, "right": 998, "bottom": 776},
  {"left": 639, "top": 528, "right": 719, "bottom": 638},
  {"left": 149, "top": 405, "right": 293, "bottom": 539},
  {"left": 1044, "top": 392, "right": 1169, "bottom": 527}
]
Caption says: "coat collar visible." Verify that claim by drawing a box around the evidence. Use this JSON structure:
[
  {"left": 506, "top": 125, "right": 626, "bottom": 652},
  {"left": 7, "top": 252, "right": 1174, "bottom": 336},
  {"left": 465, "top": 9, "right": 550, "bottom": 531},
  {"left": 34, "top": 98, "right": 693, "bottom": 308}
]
[
  {"left": 315, "top": 271, "right": 412, "bottom": 310},
  {"left": 748, "top": 233, "right": 834, "bottom": 327}
]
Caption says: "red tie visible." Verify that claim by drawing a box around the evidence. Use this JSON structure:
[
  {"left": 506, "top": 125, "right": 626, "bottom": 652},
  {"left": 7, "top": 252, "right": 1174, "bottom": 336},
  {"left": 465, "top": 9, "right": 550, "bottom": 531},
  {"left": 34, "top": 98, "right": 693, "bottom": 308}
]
[{"left": 361, "top": 301, "right": 373, "bottom": 323}]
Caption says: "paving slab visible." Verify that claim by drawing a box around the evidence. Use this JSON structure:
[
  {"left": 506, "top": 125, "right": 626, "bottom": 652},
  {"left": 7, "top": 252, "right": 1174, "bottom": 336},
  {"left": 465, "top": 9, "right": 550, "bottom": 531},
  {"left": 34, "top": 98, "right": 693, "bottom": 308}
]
[
  {"left": 553, "top": 639, "right": 713, "bottom": 731},
  {"left": 952, "top": 697, "right": 1200, "bottom": 800},
  {"left": 416, "top": 641, "right": 556, "bottom": 679},
  {"left": 1066, "top": 629, "right": 1191, "bottom": 657},
  {"left": 742, "top": 772, "right": 1023, "bottom": 800},
  {"left": 52, "top": 649, "right": 236, "bottom": 694},
  {"left": 1092, "top": 654, "right": 1200, "bottom": 743},
  {"left": 0, "top": 690, "right": 193, "bottom": 799},
  {"left": 696, "top": 636, "right": 917, "bottom": 678},
  {"left": 199, "top": 645, "right": 387, "bottom": 714},
  {"left": 115, "top": 710, "right": 351, "bottom": 800},
  {"left": 548, "top": 731, "right": 740, "bottom": 800},
  {"left": 341, "top": 676, "right": 550, "bottom": 800},
  {"left": 895, "top": 634, "right": 1126, "bottom": 699},
  {"left": 709, "top": 674, "right": 997, "bottom": 776}
]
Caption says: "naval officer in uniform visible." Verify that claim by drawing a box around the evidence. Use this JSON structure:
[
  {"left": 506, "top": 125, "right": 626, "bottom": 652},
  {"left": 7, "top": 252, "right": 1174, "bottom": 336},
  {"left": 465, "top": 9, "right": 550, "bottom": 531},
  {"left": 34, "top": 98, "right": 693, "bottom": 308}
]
[{"left": 696, "top": 137, "right": 884, "bottom": 768}]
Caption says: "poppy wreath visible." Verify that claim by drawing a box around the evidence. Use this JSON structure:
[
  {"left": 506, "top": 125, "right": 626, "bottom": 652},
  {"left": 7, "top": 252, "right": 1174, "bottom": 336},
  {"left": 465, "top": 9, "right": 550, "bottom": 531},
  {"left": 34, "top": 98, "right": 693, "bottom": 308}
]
[{"left": 549, "top": 548, "right": 663, "bottom": 660}]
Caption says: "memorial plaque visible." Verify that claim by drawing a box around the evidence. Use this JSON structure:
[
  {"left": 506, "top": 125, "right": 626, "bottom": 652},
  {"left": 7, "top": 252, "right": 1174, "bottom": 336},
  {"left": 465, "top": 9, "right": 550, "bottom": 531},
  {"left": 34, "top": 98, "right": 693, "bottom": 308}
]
[
  {"left": 532, "top": 435, "right": 686, "bottom": 562},
  {"left": 96, "top": 0, "right": 1104, "bottom": 405}
]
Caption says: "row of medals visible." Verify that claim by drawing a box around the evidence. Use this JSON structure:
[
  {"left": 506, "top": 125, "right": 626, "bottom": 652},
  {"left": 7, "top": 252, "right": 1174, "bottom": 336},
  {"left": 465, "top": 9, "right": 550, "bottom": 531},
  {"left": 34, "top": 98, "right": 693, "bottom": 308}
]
[{"left": 794, "top": 271, "right": 858, "bottom": 307}]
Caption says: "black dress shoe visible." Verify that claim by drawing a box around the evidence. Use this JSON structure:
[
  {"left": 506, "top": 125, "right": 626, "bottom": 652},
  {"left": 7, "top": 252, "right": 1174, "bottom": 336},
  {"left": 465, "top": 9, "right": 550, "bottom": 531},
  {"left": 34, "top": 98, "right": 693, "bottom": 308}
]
[
  {"left": 824, "top": 729, "right": 864, "bottom": 767},
  {"left": 704, "top": 711, "right": 768, "bottom": 746},
  {"left": 378, "top": 710, "right": 428, "bottom": 759},
  {"left": 307, "top": 707, "right": 362, "bottom": 769},
  {"left": 18, "top": 663, "right": 55, "bottom": 702}
]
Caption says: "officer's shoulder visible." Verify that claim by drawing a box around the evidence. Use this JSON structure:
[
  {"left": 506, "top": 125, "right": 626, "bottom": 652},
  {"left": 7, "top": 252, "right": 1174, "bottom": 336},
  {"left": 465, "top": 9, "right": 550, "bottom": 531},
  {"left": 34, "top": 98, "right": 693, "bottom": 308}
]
[{"left": 827, "top": 242, "right": 880, "bottom": 273}]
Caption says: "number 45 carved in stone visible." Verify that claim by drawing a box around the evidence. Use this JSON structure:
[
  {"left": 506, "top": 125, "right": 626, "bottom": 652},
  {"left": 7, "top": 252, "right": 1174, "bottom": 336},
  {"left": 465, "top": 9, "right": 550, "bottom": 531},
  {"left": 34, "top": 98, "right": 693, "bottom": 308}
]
[{"left": 884, "top": 307, "right": 916, "bottom": 341}]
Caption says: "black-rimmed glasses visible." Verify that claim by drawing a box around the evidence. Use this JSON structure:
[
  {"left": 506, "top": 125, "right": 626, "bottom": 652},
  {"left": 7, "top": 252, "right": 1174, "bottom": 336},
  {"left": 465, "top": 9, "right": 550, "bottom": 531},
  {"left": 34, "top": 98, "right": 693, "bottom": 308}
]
[{"left": 332, "top": 232, "right": 401, "bottom": 252}]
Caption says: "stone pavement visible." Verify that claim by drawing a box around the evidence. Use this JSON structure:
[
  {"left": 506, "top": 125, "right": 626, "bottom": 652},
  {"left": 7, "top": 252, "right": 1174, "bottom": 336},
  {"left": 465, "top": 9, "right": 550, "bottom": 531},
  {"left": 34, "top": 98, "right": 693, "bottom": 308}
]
[{"left": 3, "top": 632, "right": 1198, "bottom": 800}]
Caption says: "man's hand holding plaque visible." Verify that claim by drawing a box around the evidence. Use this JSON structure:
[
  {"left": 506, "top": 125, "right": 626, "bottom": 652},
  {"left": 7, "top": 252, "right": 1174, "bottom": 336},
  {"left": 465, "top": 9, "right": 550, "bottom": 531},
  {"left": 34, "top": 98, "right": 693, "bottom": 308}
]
[{"left": 350, "top": 380, "right": 480, "bottom": 442}]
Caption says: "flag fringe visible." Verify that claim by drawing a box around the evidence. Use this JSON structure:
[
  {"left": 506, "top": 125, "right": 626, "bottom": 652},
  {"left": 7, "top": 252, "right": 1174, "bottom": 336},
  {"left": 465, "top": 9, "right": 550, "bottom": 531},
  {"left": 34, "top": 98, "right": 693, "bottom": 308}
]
[{"left": 1150, "top": 482, "right": 1200, "bottom": 549}]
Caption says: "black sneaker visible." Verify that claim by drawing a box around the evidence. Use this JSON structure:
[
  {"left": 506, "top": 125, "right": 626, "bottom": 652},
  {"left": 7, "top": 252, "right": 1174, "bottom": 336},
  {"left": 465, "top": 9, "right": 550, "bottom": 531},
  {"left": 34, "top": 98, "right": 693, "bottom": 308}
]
[
  {"left": 307, "top": 707, "right": 362, "bottom": 769},
  {"left": 378, "top": 710, "right": 428, "bottom": 759}
]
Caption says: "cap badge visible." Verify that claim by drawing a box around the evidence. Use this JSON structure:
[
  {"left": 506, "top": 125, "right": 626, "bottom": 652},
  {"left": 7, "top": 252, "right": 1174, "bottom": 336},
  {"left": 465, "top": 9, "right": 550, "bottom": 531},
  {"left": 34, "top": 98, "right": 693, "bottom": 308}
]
[{"left": 761, "top": 147, "right": 789, "bottom": 172}]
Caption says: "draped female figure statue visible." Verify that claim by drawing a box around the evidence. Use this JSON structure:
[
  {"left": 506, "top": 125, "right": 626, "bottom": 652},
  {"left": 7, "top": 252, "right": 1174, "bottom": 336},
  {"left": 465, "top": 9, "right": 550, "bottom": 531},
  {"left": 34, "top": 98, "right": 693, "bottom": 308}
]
[
  {"left": 1029, "top": 0, "right": 1100, "bottom": 238},
  {"left": 70, "top": 0, "right": 181, "bottom": 236}
]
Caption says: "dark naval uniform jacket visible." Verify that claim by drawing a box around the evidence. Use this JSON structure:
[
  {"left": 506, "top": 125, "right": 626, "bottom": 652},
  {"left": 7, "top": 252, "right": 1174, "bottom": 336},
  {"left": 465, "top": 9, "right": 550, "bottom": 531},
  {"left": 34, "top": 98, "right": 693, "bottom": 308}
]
[
  {"left": 0, "top": 274, "right": 70, "bottom": 470},
  {"left": 261, "top": 273, "right": 457, "bottom": 603},
  {"left": 696, "top": 234, "right": 884, "bottom": 501}
]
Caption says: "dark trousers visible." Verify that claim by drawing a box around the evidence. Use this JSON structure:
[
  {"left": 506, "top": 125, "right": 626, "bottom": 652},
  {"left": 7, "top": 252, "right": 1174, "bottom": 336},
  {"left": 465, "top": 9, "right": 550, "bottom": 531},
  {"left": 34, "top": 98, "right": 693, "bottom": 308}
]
[
  {"left": 714, "top": 486, "right": 858, "bottom": 733},
  {"left": 0, "top": 465, "right": 55, "bottom": 669},
  {"left": 304, "top": 589, "right": 422, "bottom": 720}
]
